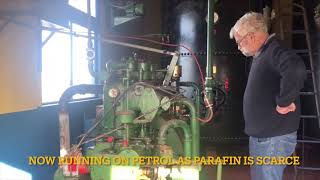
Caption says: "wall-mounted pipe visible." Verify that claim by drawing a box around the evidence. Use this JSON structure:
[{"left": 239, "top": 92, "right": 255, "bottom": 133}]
[
  {"left": 206, "top": 0, "right": 214, "bottom": 77},
  {"left": 88, "top": 61, "right": 110, "bottom": 80},
  {"left": 158, "top": 119, "right": 192, "bottom": 157},
  {"left": 205, "top": 0, "right": 215, "bottom": 103},
  {"left": 59, "top": 84, "right": 103, "bottom": 110},
  {"left": 58, "top": 84, "right": 103, "bottom": 157},
  {"left": 86, "top": 0, "right": 110, "bottom": 81}
]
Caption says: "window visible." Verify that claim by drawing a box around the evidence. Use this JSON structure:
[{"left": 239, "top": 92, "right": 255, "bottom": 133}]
[
  {"left": 69, "top": 0, "right": 96, "bottom": 17},
  {"left": 41, "top": 0, "right": 96, "bottom": 103},
  {"left": 41, "top": 25, "right": 72, "bottom": 103}
]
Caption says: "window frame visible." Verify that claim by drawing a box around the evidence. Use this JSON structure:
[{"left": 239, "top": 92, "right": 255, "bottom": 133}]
[{"left": 40, "top": 0, "right": 99, "bottom": 105}]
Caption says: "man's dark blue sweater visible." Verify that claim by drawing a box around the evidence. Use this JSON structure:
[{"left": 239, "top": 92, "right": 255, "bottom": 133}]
[{"left": 243, "top": 35, "right": 307, "bottom": 138}]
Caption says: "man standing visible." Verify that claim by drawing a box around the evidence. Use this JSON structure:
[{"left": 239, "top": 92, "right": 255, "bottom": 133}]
[{"left": 229, "top": 12, "right": 306, "bottom": 180}]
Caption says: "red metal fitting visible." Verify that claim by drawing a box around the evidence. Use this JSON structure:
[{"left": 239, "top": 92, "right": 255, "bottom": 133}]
[
  {"left": 78, "top": 164, "right": 90, "bottom": 175},
  {"left": 106, "top": 136, "right": 114, "bottom": 143},
  {"left": 122, "top": 140, "right": 129, "bottom": 147},
  {"left": 224, "top": 78, "right": 229, "bottom": 93},
  {"left": 68, "top": 164, "right": 77, "bottom": 172}
]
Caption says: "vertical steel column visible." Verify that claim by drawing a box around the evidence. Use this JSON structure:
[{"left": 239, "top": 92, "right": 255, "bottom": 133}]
[{"left": 205, "top": 0, "right": 215, "bottom": 102}]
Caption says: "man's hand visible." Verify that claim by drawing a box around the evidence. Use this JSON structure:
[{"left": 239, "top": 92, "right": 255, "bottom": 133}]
[{"left": 276, "top": 103, "right": 296, "bottom": 114}]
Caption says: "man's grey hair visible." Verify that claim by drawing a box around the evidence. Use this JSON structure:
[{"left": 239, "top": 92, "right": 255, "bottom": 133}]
[{"left": 229, "top": 12, "right": 268, "bottom": 39}]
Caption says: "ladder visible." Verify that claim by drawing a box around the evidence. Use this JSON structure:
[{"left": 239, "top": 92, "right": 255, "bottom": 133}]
[{"left": 290, "top": 1, "right": 320, "bottom": 179}]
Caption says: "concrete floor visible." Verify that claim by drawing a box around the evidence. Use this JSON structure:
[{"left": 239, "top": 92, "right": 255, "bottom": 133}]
[
  {"left": 202, "top": 165, "right": 320, "bottom": 180},
  {"left": 200, "top": 143, "right": 320, "bottom": 180}
]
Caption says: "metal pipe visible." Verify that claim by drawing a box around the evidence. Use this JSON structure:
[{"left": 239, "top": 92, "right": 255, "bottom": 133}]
[
  {"left": 207, "top": 0, "right": 214, "bottom": 76},
  {"left": 124, "top": 124, "right": 130, "bottom": 145},
  {"left": 217, "top": 163, "right": 222, "bottom": 180},
  {"left": 87, "top": 0, "right": 92, "bottom": 49},
  {"left": 88, "top": 61, "right": 110, "bottom": 80},
  {"left": 158, "top": 119, "right": 192, "bottom": 157},
  {"left": 59, "top": 84, "right": 103, "bottom": 110},
  {"left": 103, "top": 39, "right": 177, "bottom": 56},
  {"left": 179, "top": 82, "right": 215, "bottom": 123},
  {"left": 205, "top": 0, "right": 215, "bottom": 103},
  {"left": 171, "top": 98, "right": 199, "bottom": 157},
  {"left": 86, "top": 0, "right": 111, "bottom": 81},
  {"left": 204, "top": 4, "right": 224, "bottom": 173},
  {"left": 58, "top": 84, "right": 103, "bottom": 156}
]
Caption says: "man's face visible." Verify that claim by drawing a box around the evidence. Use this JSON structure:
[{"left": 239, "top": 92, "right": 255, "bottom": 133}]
[{"left": 234, "top": 31, "right": 255, "bottom": 57}]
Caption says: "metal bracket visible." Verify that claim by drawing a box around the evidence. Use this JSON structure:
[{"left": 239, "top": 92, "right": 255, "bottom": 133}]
[
  {"left": 162, "top": 54, "right": 179, "bottom": 86},
  {"left": 42, "top": 31, "right": 55, "bottom": 47}
]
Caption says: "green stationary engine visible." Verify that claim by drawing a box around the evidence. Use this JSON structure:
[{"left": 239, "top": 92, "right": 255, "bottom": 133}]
[
  {"left": 54, "top": 52, "right": 214, "bottom": 180},
  {"left": 54, "top": 1, "right": 220, "bottom": 179}
]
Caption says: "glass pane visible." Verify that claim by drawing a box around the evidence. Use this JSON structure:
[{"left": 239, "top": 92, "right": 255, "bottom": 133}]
[
  {"left": 71, "top": 23, "right": 94, "bottom": 99},
  {"left": 41, "top": 30, "right": 71, "bottom": 103},
  {"left": 69, "top": 0, "right": 96, "bottom": 17}
]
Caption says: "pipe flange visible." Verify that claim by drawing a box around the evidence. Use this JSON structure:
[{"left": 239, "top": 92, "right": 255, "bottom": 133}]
[{"left": 86, "top": 48, "right": 95, "bottom": 61}]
